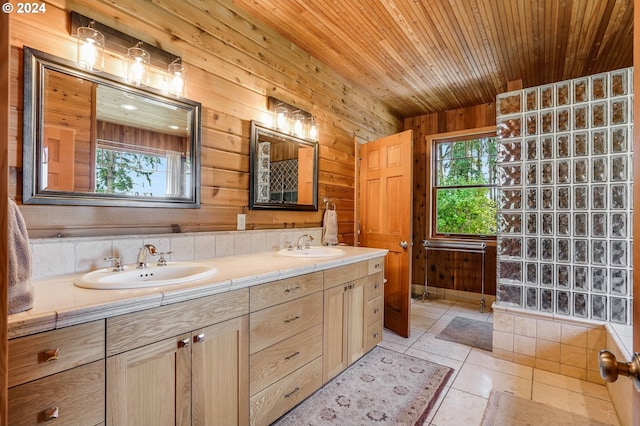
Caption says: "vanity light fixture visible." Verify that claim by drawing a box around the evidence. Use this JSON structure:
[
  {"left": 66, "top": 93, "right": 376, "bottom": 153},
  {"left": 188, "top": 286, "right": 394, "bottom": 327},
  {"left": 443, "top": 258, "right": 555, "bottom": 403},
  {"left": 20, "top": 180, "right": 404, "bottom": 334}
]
[
  {"left": 127, "top": 42, "right": 150, "bottom": 87},
  {"left": 76, "top": 21, "right": 104, "bottom": 71},
  {"left": 71, "top": 12, "right": 186, "bottom": 94},
  {"left": 267, "top": 96, "right": 319, "bottom": 142}
]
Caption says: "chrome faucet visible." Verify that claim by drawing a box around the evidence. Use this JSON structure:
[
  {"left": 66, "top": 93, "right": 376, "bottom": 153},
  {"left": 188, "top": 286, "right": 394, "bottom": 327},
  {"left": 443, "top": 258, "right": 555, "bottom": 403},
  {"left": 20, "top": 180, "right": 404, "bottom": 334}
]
[
  {"left": 137, "top": 244, "right": 158, "bottom": 268},
  {"left": 296, "top": 234, "right": 314, "bottom": 250}
]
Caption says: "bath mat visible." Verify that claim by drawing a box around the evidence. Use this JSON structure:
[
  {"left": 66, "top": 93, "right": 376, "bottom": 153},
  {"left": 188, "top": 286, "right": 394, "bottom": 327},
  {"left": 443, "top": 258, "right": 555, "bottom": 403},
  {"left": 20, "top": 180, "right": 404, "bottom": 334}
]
[
  {"left": 436, "top": 316, "right": 493, "bottom": 351},
  {"left": 273, "top": 346, "right": 453, "bottom": 425},
  {"left": 481, "top": 390, "right": 618, "bottom": 426}
]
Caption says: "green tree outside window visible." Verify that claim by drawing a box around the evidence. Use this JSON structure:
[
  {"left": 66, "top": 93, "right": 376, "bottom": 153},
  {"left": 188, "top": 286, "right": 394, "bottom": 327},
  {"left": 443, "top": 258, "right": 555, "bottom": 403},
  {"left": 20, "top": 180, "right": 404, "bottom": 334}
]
[{"left": 434, "top": 136, "right": 497, "bottom": 236}]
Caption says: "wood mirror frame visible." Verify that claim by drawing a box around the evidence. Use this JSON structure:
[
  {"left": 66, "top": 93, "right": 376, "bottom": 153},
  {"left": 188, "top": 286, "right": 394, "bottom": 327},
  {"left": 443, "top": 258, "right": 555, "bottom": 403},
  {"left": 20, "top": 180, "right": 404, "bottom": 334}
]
[
  {"left": 249, "top": 121, "right": 318, "bottom": 211},
  {"left": 22, "top": 46, "right": 202, "bottom": 208}
]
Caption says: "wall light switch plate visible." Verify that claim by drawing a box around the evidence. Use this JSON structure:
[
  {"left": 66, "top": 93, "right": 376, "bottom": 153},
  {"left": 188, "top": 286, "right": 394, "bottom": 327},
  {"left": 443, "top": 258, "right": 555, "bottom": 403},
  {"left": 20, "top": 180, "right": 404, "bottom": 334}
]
[{"left": 237, "top": 214, "right": 246, "bottom": 230}]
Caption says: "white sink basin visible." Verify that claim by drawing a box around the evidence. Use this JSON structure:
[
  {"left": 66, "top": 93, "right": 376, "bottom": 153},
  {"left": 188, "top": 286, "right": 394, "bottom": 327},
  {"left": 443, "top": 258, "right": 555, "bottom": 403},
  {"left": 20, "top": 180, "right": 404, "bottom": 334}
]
[
  {"left": 276, "top": 247, "right": 345, "bottom": 258},
  {"left": 75, "top": 262, "right": 218, "bottom": 290}
]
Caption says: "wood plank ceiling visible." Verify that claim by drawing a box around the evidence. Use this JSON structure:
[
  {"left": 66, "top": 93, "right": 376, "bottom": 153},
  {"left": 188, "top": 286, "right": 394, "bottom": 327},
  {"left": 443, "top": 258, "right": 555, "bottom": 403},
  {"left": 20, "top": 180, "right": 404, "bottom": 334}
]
[{"left": 231, "top": 0, "right": 634, "bottom": 118}]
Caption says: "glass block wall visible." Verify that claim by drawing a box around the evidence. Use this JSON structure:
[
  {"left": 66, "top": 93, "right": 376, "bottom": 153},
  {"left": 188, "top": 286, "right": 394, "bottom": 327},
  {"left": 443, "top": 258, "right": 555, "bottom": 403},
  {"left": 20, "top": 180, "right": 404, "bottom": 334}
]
[{"left": 495, "top": 68, "right": 633, "bottom": 324}]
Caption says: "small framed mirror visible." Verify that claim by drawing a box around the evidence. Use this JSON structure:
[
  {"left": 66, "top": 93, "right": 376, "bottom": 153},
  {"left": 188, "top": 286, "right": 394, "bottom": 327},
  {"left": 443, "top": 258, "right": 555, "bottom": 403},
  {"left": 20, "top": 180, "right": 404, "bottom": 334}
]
[
  {"left": 249, "top": 121, "right": 318, "bottom": 211},
  {"left": 22, "top": 46, "right": 202, "bottom": 208}
]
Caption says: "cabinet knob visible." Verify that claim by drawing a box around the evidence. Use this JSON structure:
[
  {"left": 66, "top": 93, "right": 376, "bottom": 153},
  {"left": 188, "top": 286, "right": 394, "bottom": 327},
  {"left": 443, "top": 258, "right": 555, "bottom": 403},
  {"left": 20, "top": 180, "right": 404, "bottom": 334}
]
[
  {"left": 373, "top": 332, "right": 379, "bottom": 338},
  {"left": 284, "top": 285, "right": 300, "bottom": 293},
  {"left": 194, "top": 334, "right": 205, "bottom": 343},
  {"left": 44, "top": 349, "right": 59, "bottom": 362},
  {"left": 373, "top": 308, "right": 379, "bottom": 314},
  {"left": 43, "top": 407, "right": 59, "bottom": 421},
  {"left": 178, "top": 338, "right": 190, "bottom": 348},
  {"left": 284, "top": 315, "right": 301, "bottom": 323},
  {"left": 284, "top": 386, "right": 300, "bottom": 398}
]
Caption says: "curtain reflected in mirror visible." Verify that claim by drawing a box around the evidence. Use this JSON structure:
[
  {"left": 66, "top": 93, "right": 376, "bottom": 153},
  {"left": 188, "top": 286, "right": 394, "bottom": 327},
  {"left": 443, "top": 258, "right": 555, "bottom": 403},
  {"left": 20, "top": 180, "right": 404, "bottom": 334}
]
[
  {"left": 250, "top": 121, "right": 318, "bottom": 211},
  {"left": 23, "top": 46, "right": 201, "bottom": 207}
]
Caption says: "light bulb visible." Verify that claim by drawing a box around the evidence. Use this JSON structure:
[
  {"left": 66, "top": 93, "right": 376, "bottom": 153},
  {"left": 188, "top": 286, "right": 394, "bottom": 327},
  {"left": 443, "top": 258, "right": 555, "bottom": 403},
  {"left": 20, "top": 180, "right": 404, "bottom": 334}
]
[
  {"left": 292, "top": 112, "right": 305, "bottom": 137},
  {"left": 168, "top": 59, "right": 186, "bottom": 97},
  {"left": 76, "top": 25, "right": 104, "bottom": 71},
  {"left": 127, "top": 44, "right": 150, "bottom": 87}
]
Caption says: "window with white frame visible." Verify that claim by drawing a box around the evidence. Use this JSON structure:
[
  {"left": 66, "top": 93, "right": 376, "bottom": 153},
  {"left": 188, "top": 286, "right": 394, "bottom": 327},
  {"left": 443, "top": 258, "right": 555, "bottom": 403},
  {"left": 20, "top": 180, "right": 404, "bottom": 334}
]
[{"left": 432, "top": 131, "right": 498, "bottom": 237}]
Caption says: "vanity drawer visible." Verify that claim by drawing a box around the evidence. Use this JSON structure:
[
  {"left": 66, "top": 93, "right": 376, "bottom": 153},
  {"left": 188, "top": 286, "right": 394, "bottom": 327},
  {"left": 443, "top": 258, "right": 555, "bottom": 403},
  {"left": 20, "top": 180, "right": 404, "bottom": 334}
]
[
  {"left": 8, "top": 320, "right": 105, "bottom": 388},
  {"left": 323, "top": 261, "right": 368, "bottom": 289},
  {"left": 366, "top": 272, "right": 384, "bottom": 301},
  {"left": 250, "top": 356, "right": 323, "bottom": 426},
  {"left": 250, "top": 292, "right": 323, "bottom": 354},
  {"left": 366, "top": 319, "right": 383, "bottom": 350},
  {"left": 368, "top": 257, "right": 384, "bottom": 275},
  {"left": 250, "top": 272, "right": 323, "bottom": 312},
  {"left": 366, "top": 296, "right": 383, "bottom": 326},
  {"left": 250, "top": 323, "right": 322, "bottom": 396},
  {"left": 107, "top": 288, "right": 248, "bottom": 356},
  {"left": 9, "top": 359, "right": 105, "bottom": 426}
]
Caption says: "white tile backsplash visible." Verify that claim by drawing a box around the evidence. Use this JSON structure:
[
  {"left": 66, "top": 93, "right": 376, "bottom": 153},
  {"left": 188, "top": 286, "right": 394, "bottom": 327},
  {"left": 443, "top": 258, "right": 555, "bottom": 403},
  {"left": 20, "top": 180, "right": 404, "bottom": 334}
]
[{"left": 30, "top": 228, "right": 324, "bottom": 280}]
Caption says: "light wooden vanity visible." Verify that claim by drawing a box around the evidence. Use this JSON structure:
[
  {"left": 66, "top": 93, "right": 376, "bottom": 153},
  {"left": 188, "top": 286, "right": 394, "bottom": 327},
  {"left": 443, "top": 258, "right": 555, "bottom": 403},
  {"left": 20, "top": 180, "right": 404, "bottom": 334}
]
[{"left": 7, "top": 249, "right": 386, "bottom": 426}]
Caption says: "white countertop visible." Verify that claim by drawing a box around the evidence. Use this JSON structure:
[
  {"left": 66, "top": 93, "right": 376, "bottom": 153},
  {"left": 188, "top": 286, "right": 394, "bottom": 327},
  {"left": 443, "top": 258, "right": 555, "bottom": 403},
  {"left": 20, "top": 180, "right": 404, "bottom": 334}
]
[{"left": 8, "top": 246, "right": 388, "bottom": 339}]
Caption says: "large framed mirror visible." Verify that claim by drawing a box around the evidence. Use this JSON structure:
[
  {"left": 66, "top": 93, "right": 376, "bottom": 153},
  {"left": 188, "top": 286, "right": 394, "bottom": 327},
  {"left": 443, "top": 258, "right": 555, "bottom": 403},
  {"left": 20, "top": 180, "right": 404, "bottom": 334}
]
[
  {"left": 22, "top": 46, "right": 201, "bottom": 208},
  {"left": 249, "top": 121, "right": 318, "bottom": 211}
]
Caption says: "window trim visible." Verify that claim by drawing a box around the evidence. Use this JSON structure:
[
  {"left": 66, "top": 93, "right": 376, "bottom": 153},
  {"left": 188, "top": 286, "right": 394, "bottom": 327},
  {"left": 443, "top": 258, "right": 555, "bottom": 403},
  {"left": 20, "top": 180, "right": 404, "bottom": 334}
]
[{"left": 428, "top": 126, "right": 497, "bottom": 240}]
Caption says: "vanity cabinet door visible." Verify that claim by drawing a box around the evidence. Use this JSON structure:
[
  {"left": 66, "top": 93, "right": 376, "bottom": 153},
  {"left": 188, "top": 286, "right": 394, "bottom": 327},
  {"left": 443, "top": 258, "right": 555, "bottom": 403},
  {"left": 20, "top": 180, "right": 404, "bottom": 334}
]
[
  {"left": 323, "top": 277, "right": 366, "bottom": 382},
  {"left": 106, "top": 333, "right": 192, "bottom": 426},
  {"left": 192, "top": 315, "right": 249, "bottom": 426}
]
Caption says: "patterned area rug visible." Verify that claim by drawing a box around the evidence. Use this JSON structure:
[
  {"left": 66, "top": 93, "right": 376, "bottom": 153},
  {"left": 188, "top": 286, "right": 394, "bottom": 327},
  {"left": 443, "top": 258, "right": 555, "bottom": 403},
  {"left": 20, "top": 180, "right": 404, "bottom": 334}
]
[
  {"left": 436, "top": 316, "right": 493, "bottom": 351},
  {"left": 273, "top": 346, "right": 453, "bottom": 426},
  {"left": 481, "top": 390, "right": 618, "bottom": 425}
]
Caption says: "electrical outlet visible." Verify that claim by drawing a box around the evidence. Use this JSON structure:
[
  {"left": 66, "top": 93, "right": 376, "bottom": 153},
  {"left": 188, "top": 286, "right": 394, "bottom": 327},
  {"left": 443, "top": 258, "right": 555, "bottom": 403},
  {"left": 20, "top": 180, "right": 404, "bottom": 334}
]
[{"left": 237, "top": 214, "right": 246, "bottom": 230}]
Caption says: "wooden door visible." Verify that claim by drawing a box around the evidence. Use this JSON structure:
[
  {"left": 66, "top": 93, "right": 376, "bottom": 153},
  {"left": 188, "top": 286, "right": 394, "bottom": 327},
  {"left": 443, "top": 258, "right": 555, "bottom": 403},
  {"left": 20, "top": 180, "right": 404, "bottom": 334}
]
[
  {"left": 297, "top": 145, "right": 314, "bottom": 204},
  {"left": 106, "top": 334, "right": 191, "bottom": 426},
  {"left": 42, "top": 125, "right": 76, "bottom": 191},
  {"left": 191, "top": 316, "right": 249, "bottom": 426},
  {"left": 359, "top": 130, "right": 413, "bottom": 338}
]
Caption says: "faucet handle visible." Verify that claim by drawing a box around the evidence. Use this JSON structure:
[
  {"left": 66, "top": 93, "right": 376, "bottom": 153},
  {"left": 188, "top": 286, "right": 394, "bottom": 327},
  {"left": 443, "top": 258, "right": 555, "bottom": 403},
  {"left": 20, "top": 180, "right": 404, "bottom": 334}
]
[
  {"left": 285, "top": 242, "right": 294, "bottom": 251},
  {"left": 157, "top": 252, "right": 173, "bottom": 266},
  {"left": 104, "top": 256, "right": 124, "bottom": 272},
  {"left": 305, "top": 236, "right": 314, "bottom": 249}
]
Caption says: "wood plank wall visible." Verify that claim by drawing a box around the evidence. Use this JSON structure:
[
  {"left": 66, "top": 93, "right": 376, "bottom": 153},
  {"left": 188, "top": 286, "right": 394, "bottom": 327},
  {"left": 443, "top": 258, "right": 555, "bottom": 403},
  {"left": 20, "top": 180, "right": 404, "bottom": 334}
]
[
  {"left": 1, "top": 10, "right": 9, "bottom": 424},
  {"left": 8, "top": 0, "right": 402, "bottom": 241},
  {"left": 404, "top": 103, "right": 497, "bottom": 295}
]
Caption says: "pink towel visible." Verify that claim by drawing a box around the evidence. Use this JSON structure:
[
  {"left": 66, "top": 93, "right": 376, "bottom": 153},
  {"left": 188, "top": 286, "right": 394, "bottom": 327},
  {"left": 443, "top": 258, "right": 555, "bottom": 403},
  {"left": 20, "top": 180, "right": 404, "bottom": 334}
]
[{"left": 8, "top": 198, "right": 34, "bottom": 314}]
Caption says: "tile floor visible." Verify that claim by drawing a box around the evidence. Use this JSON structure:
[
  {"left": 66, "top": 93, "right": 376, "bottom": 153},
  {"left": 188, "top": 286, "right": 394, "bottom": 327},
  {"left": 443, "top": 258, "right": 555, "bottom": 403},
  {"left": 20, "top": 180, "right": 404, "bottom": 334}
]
[{"left": 379, "top": 299, "right": 621, "bottom": 426}]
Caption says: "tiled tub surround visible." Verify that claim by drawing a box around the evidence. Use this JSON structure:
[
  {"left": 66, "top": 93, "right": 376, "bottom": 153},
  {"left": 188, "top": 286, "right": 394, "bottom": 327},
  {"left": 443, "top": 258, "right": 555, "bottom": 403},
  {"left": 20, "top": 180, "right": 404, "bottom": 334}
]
[
  {"left": 495, "top": 68, "right": 634, "bottom": 324},
  {"left": 29, "top": 227, "right": 324, "bottom": 280},
  {"left": 492, "top": 303, "right": 633, "bottom": 426}
]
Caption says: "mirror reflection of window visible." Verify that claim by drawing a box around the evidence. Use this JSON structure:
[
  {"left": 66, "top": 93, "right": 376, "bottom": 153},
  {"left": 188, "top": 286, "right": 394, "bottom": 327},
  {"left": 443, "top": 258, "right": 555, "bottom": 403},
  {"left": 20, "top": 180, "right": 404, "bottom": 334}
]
[
  {"left": 95, "top": 142, "right": 189, "bottom": 198},
  {"left": 26, "top": 46, "right": 201, "bottom": 207}
]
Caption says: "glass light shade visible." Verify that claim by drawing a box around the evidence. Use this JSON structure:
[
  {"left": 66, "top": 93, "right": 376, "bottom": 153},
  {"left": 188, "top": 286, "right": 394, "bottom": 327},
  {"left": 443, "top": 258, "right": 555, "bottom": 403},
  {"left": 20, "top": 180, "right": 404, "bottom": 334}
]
[
  {"left": 306, "top": 116, "right": 319, "bottom": 141},
  {"left": 76, "top": 26, "right": 104, "bottom": 72},
  {"left": 275, "top": 106, "right": 289, "bottom": 132},
  {"left": 167, "top": 60, "right": 186, "bottom": 98},
  {"left": 127, "top": 46, "right": 150, "bottom": 86},
  {"left": 292, "top": 111, "right": 305, "bottom": 137}
]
